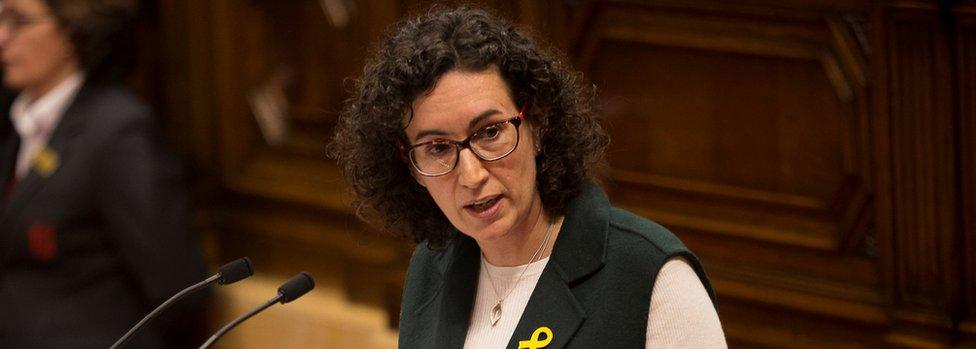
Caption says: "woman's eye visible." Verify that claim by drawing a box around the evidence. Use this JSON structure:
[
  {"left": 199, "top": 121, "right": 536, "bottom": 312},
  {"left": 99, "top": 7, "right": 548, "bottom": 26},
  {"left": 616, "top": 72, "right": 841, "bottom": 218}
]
[
  {"left": 476, "top": 125, "right": 501, "bottom": 140},
  {"left": 426, "top": 143, "right": 452, "bottom": 156}
]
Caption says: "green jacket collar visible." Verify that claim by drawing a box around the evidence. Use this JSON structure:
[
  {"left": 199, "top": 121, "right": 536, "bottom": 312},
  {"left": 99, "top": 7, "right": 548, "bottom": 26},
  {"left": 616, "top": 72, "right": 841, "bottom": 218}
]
[{"left": 433, "top": 181, "right": 609, "bottom": 348}]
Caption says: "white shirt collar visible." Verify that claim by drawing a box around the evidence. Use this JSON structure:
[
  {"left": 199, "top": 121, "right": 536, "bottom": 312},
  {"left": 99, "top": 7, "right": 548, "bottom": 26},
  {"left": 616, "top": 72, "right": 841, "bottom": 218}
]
[{"left": 10, "top": 73, "right": 86, "bottom": 138}]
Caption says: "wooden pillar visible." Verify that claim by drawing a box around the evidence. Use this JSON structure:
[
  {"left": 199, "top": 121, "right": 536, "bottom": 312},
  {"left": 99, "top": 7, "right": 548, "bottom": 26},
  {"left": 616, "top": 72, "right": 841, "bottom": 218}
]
[
  {"left": 875, "top": 0, "right": 962, "bottom": 347},
  {"left": 954, "top": 0, "right": 976, "bottom": 347}
]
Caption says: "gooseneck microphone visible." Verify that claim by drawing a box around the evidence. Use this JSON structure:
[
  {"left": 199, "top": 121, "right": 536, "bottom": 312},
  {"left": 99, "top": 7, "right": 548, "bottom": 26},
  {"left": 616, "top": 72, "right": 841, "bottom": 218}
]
[
  {"left": 199, "top": 272, "right": 315, "bottom": 349},
  {"left": 110, "top": 257, "right": 254, "bottom": 349}
]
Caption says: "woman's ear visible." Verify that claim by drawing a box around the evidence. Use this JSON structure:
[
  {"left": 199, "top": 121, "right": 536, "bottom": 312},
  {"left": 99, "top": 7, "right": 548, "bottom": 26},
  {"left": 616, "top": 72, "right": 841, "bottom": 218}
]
[{"left": 525, "top": 105, "right": 544, "bottom": 155}]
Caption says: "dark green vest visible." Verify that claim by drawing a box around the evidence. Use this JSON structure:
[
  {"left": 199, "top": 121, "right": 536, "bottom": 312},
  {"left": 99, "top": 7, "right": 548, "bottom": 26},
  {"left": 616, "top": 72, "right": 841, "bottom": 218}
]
[{"left": 398, "top": 182, "right": 715, "bottom": 348}]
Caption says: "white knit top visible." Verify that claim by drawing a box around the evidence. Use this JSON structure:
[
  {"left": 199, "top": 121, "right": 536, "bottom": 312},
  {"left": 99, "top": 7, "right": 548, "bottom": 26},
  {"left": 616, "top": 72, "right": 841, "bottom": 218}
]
[{"left": 462, "top": 257, "right": 727, "bottom": 348}]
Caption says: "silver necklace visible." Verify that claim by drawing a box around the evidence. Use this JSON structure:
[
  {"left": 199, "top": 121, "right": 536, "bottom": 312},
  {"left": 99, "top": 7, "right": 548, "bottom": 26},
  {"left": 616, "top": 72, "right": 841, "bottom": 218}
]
[{"left": 480, "top": 218, "right": 556, "bottom": 327}]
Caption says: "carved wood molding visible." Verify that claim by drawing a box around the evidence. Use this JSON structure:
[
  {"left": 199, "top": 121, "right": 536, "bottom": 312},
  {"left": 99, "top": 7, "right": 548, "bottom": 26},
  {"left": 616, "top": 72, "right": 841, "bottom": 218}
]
[
  {"left": 219, "top": 201, "right": 401, "bottom": 267},
  {"left": 611, "top": 169, "right": 826, "bottom": 209},
  {"left": 214, "top": 190, "right": 411, "bottom": 311},
  {"left": 707, "top": 262, "right": 886, "bottom": 324},
  {"left": 224, "top": 149, "right": 350, "bottom": 213},
  {"left": 718, "top": 299, "right": 887, "bottom": 348}
]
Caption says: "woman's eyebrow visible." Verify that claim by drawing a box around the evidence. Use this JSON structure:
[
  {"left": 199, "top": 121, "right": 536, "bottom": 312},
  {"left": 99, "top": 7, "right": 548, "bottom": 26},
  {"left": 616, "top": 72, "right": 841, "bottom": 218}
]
[
  {"left": 468, "top": 109, "right": 502, "bottom": 129},
  {"left": 413, "top": 129, "right": 449, "bottom": 142},
  {"left": 412, "top": 109, "right": 503, "bottom": 141}
]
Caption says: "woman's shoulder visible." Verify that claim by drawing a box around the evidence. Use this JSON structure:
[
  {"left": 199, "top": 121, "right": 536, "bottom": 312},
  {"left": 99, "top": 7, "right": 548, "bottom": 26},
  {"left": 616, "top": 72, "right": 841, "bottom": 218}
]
[
  {"left": 400, "top": 240, "right": 457, "bottom": 320},
  {"left": 603, "top": 206, "right": 717, "bottom": 302},
  {"left": 77, "top": 83, "right": 152, "bottom": 126},
  {"left": 403, "top": 240, "right": 454, "bottom": 292},
  {"left": 406, "top": 242, "right": 443, "bottom": 276},
  {"left": 606, "top": 207, "right": 691, "bottom": 257}
]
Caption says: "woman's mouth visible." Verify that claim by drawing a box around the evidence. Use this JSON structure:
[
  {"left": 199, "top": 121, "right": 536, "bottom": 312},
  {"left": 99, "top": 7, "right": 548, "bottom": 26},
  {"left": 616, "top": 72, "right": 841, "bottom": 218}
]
[{"left": 464, "top": 195, "right": 502, "bottom": 219}]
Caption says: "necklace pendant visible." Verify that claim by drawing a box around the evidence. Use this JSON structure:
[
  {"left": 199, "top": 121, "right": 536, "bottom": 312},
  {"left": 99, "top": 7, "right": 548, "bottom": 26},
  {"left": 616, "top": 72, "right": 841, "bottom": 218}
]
[{"left": 490, "top": 302, "right": 502, "bottom": 326}]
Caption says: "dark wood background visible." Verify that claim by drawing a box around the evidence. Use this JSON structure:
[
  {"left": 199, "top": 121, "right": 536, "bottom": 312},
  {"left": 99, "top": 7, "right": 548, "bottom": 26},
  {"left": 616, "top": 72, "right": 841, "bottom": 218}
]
[{"left": 135, "top": 0, "right": 975, "bottom": 347}]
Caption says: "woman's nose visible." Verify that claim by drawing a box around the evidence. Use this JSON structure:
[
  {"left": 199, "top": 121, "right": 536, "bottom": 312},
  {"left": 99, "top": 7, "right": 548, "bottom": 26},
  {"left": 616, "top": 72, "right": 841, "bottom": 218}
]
[{"left": 456, "top": 148, "right": 489, "bottom": 188}]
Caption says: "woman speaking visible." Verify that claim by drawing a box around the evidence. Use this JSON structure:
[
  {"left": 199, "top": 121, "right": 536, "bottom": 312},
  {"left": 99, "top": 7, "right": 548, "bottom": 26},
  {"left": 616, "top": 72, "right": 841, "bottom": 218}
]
[{"left": 331, "top": 6, "right": 726, "bottom": 348}]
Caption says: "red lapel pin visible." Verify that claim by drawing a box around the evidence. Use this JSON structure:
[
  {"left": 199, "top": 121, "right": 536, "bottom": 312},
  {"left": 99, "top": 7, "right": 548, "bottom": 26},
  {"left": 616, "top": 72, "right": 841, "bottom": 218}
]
[{"left": 27, "top": 222, "right": 58, "bottom": 261}]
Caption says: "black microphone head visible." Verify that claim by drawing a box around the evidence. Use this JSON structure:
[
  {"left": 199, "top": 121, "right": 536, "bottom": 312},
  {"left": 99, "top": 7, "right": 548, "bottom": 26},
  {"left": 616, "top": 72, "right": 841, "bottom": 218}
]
[
  {"left": 218, "top": 257, "right": 253, "bottom": 285},
  {"left": 277, "top": 272, "right": 314, "bottom": 304}
]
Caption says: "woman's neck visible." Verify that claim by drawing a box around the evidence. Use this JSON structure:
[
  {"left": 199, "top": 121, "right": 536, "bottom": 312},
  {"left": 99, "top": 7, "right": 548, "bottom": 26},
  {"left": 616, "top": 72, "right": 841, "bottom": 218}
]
[
  {"left": 479, "top": 207, "right": 563, "bottom": 267},
  {"left": 22, "top": 63, "right": 80, "bottom": 103}
]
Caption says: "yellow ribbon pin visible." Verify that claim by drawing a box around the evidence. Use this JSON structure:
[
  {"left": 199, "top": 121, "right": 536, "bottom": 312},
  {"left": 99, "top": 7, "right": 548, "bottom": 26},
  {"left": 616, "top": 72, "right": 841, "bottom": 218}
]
[
  {"left": 33, "top": 147, "right": 59, "bottom": 178},
  {"left": 518, "top": 326, "right": 553, "bottom": 349}
]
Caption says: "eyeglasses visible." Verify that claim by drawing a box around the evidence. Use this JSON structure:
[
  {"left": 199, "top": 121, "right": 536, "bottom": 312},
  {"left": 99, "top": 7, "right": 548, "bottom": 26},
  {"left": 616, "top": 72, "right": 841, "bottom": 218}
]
[
  {"left": 0, "top": 8, "right": 53, "bottom": 36},
  {"left": 404, "top": 106, "right": 526, "bottom": 177}
]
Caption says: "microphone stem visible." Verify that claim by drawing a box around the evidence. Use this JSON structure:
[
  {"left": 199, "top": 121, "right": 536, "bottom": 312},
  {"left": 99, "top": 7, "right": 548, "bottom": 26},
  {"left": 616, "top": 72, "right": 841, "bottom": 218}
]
[
  {"left": 111, "top": 273, "right": 221, "bottom": 349},
  {"left": 199, "top": 294, "right": 284, "bottom": 349}
]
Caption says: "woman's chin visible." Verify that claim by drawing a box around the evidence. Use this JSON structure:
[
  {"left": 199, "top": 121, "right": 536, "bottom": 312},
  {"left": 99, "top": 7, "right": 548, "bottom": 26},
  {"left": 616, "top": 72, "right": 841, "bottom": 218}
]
[
  {"left": 2, "top": 75, "right": 25, "bottom": 90},
  {"left": 460, "top": 217, "right": 515, "bottom": 243}
]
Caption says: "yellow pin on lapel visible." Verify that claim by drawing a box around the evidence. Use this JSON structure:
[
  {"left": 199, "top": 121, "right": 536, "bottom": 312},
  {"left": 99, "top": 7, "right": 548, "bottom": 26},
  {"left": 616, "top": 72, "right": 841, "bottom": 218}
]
[
  {"left": 32, "top": 147, "right": 59, "bottom": 178},
  {"left": 518, "top": 326, "right": 553, "bottom": 349}
]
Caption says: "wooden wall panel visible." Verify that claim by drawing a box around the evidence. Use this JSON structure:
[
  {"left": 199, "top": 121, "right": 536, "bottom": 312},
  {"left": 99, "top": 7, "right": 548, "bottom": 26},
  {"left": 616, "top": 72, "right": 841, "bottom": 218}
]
[
  {"left": 159, "top": 0, "right": 416, "bottom": 320},
  {"left": 576, "top": 2, "right": 887, "bottom": 346},
  {"left": 581, "top": 2, "right": 873, "bottom": 253}
]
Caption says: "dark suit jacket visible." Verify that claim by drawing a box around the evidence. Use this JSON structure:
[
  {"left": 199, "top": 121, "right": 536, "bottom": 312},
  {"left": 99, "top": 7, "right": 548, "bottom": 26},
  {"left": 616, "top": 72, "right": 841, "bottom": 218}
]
[
  {"left": 398, "top": 182, "right": 716, "bottom": 348},
  {"left": 0, "top": 82, "right": 207, "bottom": 348}
]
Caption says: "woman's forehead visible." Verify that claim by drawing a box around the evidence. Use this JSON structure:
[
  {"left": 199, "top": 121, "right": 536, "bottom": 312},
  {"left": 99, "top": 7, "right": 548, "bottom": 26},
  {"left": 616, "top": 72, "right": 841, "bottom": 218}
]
[{"left": 405, "top": 69, "right": 515, "bottom": 134}]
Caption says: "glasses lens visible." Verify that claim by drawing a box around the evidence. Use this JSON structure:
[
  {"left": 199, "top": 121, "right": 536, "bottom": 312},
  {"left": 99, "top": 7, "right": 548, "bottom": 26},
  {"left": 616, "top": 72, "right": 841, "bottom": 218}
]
[
  {"left": 0, "top": 11, "right": 30, "bottom": 33},
  {"left": 0, "top": 12, "right": 13, "bottom": 30},
  {"left": 470, "top": 120, "right": 519, "bottom": 161},
  {"left": 407, "top": 118, "right": 521, "bottom": 176},
  {"left": 410, "top": 141, "right": 457, "bottom": 176}
]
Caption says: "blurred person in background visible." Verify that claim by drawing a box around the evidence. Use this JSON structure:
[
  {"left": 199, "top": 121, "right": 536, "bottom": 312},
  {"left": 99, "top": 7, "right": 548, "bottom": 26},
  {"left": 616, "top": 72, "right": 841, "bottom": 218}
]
[
  {"left": 0, "top": 0, "right": 207, "bottom": 347},
  {"left": 332, "top": 6, "right": 726, "bottom": 348}
]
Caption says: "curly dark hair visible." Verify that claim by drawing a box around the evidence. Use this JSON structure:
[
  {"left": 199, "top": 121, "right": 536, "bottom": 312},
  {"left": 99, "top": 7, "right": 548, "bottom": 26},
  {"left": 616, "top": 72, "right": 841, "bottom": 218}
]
[{"left": 329, "top": 6, "right": 609, "bottom": 250}]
